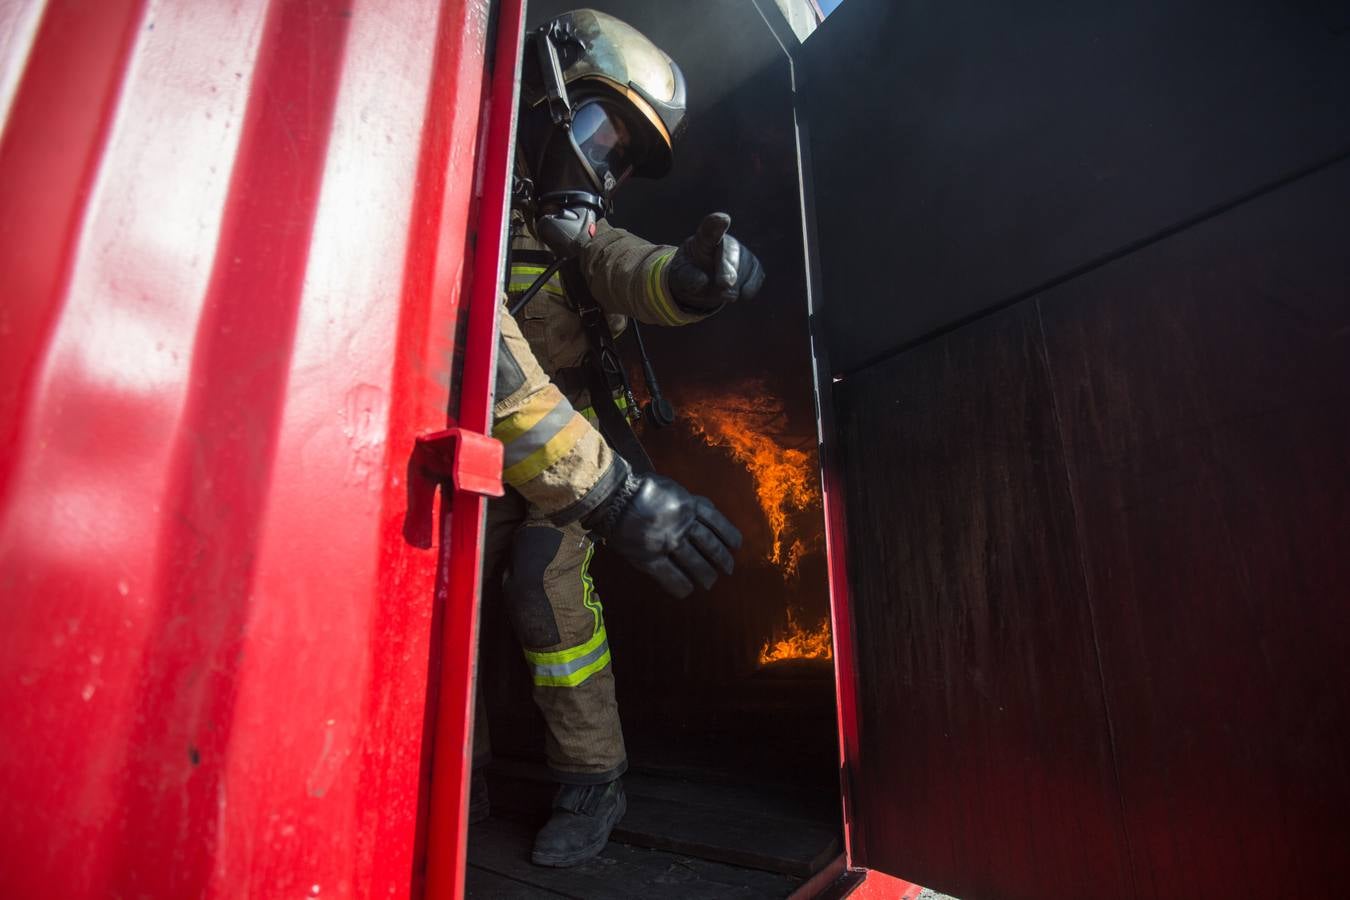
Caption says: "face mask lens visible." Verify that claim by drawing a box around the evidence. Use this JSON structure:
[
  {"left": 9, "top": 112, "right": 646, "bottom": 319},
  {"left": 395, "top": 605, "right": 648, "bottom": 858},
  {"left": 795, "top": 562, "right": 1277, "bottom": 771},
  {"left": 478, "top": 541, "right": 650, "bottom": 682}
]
[{"left": 570, "top": 101, "right": 634, "bottom": 186}]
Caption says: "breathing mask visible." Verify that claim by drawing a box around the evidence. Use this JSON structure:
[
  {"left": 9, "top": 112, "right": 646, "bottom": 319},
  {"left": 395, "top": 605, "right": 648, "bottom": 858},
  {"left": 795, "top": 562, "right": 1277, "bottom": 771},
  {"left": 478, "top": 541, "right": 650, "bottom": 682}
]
[{"left": 514, "top": 10, "right": 687, "bottom": 258}]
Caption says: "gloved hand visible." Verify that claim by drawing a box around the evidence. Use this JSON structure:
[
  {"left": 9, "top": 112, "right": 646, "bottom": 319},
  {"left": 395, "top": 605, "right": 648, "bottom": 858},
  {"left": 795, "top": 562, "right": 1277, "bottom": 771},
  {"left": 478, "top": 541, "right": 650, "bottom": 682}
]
[
  {"left": 581, "top": 471, "right": 742, "bottom": 598},
  {"left": 666, "top": 212, "right": 765, "bottom": 311}
]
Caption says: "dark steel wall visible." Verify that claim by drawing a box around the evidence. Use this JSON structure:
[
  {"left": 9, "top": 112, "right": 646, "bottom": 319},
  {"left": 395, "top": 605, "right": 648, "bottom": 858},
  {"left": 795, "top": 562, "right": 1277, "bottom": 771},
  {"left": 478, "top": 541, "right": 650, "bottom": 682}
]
[
  {"left": 803, "top": 0, "right": 1350, "bottom": 896},
  {"left": 802, "top": 0, "right": 1350, "bottom": 376}
]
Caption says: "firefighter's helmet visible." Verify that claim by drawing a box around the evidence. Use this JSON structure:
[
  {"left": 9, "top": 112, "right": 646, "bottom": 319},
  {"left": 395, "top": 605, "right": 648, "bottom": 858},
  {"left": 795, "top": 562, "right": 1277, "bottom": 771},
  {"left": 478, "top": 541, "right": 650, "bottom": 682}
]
[{"left": 519, "top": 9, "right": 687, "bottom": 206}]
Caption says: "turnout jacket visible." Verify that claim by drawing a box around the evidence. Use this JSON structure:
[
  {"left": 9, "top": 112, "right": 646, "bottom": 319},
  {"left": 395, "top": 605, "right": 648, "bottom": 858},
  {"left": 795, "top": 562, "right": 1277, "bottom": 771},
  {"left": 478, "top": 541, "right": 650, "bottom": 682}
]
[{"left": 492, "top": 218, "right": 712, "bottom": 523}]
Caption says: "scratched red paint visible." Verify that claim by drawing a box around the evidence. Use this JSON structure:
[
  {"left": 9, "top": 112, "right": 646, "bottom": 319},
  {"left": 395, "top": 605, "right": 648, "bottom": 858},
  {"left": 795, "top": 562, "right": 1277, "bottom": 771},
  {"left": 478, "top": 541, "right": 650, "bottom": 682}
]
[
  {"left": 847, "top": 869, "right": 930, "bottom": 899},
  {"left": 0, "top": 1, "right": 507, "bottom": 896}
]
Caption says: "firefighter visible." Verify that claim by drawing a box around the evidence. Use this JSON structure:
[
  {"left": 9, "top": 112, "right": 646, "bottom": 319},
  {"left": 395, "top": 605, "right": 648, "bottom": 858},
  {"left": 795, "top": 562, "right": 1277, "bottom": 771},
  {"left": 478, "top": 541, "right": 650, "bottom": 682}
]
[{"left": 472, "top": 9, "right": 765, "bottom": 868}]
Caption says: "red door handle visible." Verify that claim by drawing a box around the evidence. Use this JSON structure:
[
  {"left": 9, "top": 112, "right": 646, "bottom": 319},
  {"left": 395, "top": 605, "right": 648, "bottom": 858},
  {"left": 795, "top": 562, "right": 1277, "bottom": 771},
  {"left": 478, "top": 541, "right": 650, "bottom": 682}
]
[{"left": 403, "top": 427, "right": 505, "bottom": 549}]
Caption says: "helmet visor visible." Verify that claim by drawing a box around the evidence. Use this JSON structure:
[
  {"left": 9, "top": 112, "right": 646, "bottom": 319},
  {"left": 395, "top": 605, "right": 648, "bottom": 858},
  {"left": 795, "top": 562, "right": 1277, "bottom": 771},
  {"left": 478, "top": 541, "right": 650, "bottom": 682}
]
[{"left": 570, "top": 100, "right": 636, "bottom": 191}]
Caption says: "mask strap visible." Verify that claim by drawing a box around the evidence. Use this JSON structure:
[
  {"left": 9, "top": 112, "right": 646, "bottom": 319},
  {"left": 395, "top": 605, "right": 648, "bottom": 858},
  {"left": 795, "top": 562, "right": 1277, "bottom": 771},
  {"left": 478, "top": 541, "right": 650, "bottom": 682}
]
[
  {"left": 533, "top": 28, "right": 614, "bottom": 203},
  {"left": 536, "top": 189, "right": 608, "bottom": 216},
  {"left": 536, "top": 23, "right": 573, "bottom": 126}
]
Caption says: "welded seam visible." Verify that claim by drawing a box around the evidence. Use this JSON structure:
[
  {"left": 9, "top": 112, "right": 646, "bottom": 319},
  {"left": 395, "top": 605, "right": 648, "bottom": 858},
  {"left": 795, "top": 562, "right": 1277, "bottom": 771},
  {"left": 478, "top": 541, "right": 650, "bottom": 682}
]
[
  {"left": 748, "top": 0, "right": 800, "bottom": 58},
  {"left": 1034, "top": 299, "right": 1141, "bottom": 900},
  {"left": 843, "top": 145, "right": 1350, "bottom": 379},
  {"left": 788, "top": 37, "right": 870, "bottom": 868}
]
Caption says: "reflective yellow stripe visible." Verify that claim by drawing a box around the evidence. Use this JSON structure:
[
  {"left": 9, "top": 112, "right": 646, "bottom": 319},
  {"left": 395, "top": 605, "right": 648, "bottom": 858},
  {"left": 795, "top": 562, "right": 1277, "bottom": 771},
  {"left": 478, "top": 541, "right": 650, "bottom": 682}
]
[
  {"left": 508, "top": 264, "right": 564, "bottom": 297},
  {"left": 647, "top": 250, "right": 684, "bottom": 325},
  {"left": 523, "top": 623, "right": 607, "bottom": 666},
  {"left": 501, "top": 400, "right": 577, "bottom": 468},
  {"left": 523, "top": 545, "right": 609, "bottom": 687},
  {"left": 532, "top": 648, "right": 612, "bottom": 687},
  {"left": 576, "top": 394, "right": 629, "bottom": 424},
  {"left": 501, "top": 415, "right": 590, "bottom": 486},
  {"left": 509, "top": 281, "right": 564, "bottom": 295},
  {"left": 580, "top": 543, "right": 601, "bottom": 633},
  {"left": 523, "top": 622, "right": 610, "bottom": 687},
  {"left": 494, "top": 390, "right": 560, "bottom": 444}
]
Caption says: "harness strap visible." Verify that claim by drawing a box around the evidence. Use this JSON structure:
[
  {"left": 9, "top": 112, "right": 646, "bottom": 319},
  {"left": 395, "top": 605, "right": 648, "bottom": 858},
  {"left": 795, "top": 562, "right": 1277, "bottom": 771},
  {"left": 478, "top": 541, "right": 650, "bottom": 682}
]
[{"left": 558, "top": 260, "right": 654, "bottom": 475}]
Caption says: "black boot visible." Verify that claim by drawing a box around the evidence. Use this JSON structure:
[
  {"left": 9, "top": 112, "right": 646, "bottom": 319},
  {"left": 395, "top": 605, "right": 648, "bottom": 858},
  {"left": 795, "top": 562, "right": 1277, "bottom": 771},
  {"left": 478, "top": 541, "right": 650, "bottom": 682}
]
[
  {"left": 530, "top": 778, "right": 627, "bottom": 867},
  {"left": 468, "top": 770, "right": 490, "bottom": 825}
]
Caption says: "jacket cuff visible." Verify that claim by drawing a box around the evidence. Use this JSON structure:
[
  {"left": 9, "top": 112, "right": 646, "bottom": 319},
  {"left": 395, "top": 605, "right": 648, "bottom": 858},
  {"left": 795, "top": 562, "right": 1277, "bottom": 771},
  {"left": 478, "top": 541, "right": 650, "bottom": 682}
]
[{"left": 550, "top": 454, "right": 631, "bottom": 526}]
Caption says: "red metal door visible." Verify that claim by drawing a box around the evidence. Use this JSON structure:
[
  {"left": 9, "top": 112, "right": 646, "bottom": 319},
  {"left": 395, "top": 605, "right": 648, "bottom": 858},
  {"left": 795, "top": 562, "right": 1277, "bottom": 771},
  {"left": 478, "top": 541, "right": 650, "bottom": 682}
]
[{"left": 0, "top": 1, "right": 520, "bottom": 896}]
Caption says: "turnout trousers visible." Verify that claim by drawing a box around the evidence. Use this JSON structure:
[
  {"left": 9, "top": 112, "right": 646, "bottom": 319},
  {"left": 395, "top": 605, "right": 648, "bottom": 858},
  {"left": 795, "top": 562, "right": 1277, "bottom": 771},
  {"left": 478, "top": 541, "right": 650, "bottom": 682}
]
[{"left": 474, "top": 488, "right": 628, "bottom": 784}]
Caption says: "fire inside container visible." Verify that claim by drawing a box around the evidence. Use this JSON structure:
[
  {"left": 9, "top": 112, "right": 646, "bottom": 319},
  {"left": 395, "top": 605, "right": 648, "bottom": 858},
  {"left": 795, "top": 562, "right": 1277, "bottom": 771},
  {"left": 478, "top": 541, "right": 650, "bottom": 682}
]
[{"left": 677, "top": 384, "right": 833, "bottom": 667}]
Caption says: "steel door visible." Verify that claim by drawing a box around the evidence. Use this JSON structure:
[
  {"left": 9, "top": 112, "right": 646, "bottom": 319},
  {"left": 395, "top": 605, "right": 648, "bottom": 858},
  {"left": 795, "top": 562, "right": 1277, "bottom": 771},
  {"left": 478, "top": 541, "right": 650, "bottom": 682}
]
[
  {"left": 794, "top": 0, "right": 1350, "bottom": 897},
  {"left": 0, "top": 1, "right": 521, "bottom": 897}
]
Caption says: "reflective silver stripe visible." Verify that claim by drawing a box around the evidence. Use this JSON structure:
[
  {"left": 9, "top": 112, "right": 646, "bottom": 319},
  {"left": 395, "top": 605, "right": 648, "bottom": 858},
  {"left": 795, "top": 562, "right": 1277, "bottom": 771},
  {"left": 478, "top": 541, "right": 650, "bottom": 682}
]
[
  {"left": 502, "top": 399, "right": 578, "bottom": 468},
  {"left": 530, "top": 636, "right": 610, "bottom": 681}
]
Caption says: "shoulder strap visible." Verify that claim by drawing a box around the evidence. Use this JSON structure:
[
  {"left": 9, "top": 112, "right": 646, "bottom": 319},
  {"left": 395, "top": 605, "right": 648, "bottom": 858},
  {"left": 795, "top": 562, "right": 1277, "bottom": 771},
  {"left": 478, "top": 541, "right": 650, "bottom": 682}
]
[{"left": 557, "top": 259, "right": 654, "bottom": 475}]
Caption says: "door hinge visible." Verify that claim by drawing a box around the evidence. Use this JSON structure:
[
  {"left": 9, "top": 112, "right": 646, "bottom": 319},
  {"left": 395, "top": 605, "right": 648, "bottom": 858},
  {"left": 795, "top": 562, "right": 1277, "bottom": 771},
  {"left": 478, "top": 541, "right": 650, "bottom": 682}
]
[{"left": 403, "top": 427, "right": 505, "bottom": 549}]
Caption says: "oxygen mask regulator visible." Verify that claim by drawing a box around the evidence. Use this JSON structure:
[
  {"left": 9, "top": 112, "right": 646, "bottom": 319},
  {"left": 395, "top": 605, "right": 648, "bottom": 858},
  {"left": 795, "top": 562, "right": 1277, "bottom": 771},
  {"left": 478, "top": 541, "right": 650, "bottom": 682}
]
[
  {"left": 507, "top": 174, "right": 675, "bottom": 433},
  {"left": 533, "top": 194, "right": 600, "bottom": 262}
]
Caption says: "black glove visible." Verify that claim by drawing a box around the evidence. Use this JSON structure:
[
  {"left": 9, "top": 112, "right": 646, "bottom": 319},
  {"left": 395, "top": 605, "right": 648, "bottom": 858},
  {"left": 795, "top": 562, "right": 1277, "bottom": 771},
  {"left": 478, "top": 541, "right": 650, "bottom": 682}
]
[
  {"left": 581, "top": 471, "right": 743, "bottom": 599},
  {"left": 666, "top": 212, "right": 766, "bottom": 312}
]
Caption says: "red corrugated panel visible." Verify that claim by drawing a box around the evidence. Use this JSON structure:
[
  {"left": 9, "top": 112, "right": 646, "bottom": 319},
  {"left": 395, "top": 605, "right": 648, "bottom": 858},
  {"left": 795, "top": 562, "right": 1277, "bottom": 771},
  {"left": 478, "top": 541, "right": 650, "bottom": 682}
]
[{"left": 0, "top": 1, "right": 505, "bottom": 895}]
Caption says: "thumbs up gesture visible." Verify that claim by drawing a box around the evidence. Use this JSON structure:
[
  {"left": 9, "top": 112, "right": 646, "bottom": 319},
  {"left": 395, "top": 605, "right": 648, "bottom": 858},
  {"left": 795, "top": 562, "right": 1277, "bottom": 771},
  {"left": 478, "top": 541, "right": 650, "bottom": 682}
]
[{"left": 666, "top": 212, "right": 766, "bottom": 312}]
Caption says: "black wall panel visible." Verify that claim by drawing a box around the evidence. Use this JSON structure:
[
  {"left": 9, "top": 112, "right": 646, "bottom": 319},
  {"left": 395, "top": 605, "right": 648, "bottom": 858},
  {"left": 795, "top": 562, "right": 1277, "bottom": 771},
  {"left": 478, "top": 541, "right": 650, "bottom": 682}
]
[
  {"left": 835, "top": 304, "right": 1133, "bottom": 898},
  {"left": 834, "top": 107, "right": 1350, "bottom": 900},
  {"left": 797, "top": 0, "right": 1350, "bottom": 374},
  {"left": 811, "top": 1, "right": 1350, "bottom": 893},
  {"left": 1035, "top": 159, "right": 1350, "bottom": 897}
]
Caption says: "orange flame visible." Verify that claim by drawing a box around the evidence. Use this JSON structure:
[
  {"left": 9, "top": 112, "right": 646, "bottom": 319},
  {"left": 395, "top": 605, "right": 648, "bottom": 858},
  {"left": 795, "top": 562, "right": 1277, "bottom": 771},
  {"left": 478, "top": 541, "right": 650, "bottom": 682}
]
[
  {"left": 759, "top": 610, "right": 833, "bottom": 665},
  {"left": 680, "top": 387, "right": 821, "bottom": 578},
  {"left": 678, "top": 384, "right": 832, "bottom": 665}
]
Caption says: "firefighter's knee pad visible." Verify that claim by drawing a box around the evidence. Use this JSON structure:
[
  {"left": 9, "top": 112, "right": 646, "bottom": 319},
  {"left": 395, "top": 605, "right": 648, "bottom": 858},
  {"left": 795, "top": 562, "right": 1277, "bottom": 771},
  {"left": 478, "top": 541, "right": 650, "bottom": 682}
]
[{"left": 503, "top": 526, "right": 564, "bottom": 648}]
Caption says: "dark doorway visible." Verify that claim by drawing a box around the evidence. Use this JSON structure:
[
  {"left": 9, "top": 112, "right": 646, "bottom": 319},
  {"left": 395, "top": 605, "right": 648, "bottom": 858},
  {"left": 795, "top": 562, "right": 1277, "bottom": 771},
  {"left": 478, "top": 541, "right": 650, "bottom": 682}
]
[{"left": 470, "top": 2, "right": 843, "bottom": 897}]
